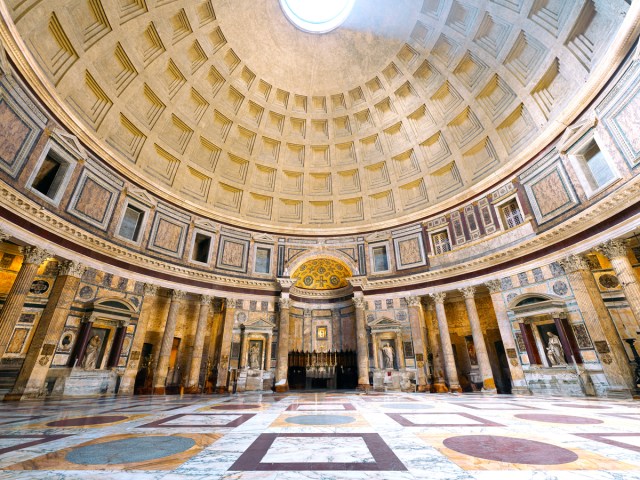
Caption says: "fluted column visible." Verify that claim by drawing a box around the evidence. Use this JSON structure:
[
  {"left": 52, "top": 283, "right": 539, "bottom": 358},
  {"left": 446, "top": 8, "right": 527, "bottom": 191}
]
[
  {"left": 153, "top": 289, "right": 185, "bottom": 394},
  {"left": 185, "top": 294, "right": 212, "bottom": 392},
  {"left": 5, "top": 260, "right": 85, "bottom": 401},
  {"left": 598, "top": 239, "right": 640, "bottom": 330},
  {"left": 275, "top": 297, "right": 291, "bottom": 392},
  {"left": 424, "top": 300, "right": 447, "bottom": 392},
  {"left": 405, "top": 296, "right": 429, "bottom": 391},
  {"left": 459, "top": 286, "right": 496, "bottom": 393},
  {"left": 430, "top": 292, "right": 461, "bottom": 392},
  {"left": 353, "top": 295, "right": 370, "bottom": 390},
  {"left": 0, "top": 246, "right": 52, "bottom": 358},
  {"left": 559, "top": 254, "right": 633, "bottom": 395},
  {"left": 485, "top": 280, "right": 529, "bottom": 394},
  {"left": 216, "top": 298, "right": 237, "bottom": 393},
  {"left": 120, "top": 283, "right": 157, "bottom": 394}
]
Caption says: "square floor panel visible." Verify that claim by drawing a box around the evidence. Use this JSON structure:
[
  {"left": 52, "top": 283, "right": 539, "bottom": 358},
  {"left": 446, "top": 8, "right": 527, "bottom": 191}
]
[
  {"left": 455, "top": 402, "right": 541, "bottom": 410},
  {"left": 138, "top": 413, "right": 256, "bottom": 428},
  {"left": 4, "top": 433, "right": 221, "bottom": 471},
  {"left": 387, "top": 412, "right": 503, "bottom": 427},
  {"left": 229, "top": 433, "right": 406, "bottom": 471},
  {"left": 286, "top": 403, "right": 355, "bottom": 411},
  {"left": 577, "top": 433, "right": 640, "bottom": 453}
]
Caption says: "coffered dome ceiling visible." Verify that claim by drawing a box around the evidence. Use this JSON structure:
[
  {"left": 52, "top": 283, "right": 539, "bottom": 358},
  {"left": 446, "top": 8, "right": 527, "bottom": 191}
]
[{"left": 2, "top": 0, "right": 632, "bottom": 234}]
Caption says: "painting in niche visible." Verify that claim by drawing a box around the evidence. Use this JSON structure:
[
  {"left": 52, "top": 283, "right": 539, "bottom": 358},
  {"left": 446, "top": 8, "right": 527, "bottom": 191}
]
[
  {"left": 465, "top": 335, "right": 478, "bottom": 366},
  {"left": 248, "top": 340, "right": 263, "bottom": 370},
  {"left": 221, "top": 240, "right": 245, "bottom": 268},
  {"left": 316, "top": 326, "right": 327, "bottom": 340},
  {"left": 398, "top": 237, "right": 422, "bottom": 265}
]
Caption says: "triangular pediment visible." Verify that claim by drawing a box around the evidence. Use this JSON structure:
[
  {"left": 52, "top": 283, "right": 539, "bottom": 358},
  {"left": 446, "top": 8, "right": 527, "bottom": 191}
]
[
  {"left": 194, "top": 218, "right": 218, "bottom": 233},
  {"left": 369, "top": 316, "right": 401, "bottom": 330},
  {"left": 365, "top": 231, "right": 389, "bottom": 243},
  {"left": 127, "top": 188, "right": 157, "bottom": 207},
  {"left": 245, "top": 317, "right": 276, "bottom": 330},
  {"left": 557, "top": 117, "right": 597, "bottom": 154},
  {"left": 52, "top": 129, "right": 87, "bottom": 160},
  {"left": 253, "top": 232, "right": 275, "bottom": 242}
]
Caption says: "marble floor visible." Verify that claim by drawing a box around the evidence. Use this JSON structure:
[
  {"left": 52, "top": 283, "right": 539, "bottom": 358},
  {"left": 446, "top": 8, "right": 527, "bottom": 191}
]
[{"left": 0, "top": 391, "right": 638, "bottom": 479}]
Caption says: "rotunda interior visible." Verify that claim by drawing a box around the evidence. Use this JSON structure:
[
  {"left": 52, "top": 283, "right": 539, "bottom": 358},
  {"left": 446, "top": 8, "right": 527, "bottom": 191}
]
[{"left": 0, "top": 0, "right": 640, "bottom": 476}]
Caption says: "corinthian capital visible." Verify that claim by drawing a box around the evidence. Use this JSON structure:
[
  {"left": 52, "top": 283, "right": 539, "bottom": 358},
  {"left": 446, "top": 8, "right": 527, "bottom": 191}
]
[
  {"left": 143, "top": 284, "right": 158, "bottom": 296},
  {"left": 171, "top": 290, "right": 186, "bottom": 301},
  {"left": 596, "top": 239, "right": 629, "bottom": 260},
  {"left": 353, "top": 296, "right": 366, "bottom": 309},
  {"left": 279, "top": 298, "right": 291, "bottom": 309},
  {"left": 484, "top": 280, "right": 502, "bottom": 294},
  {"left": 0, "top": 228, "right": 10, "bottom": 242},
  {"left": 58, "top": 260, "right": 86, "bottom": 278},
  {"left": 21, "top": 246, "right": 52, "bottom": 265},
  {"left": 459, "top": 286, "right": 476, "bottom": 299},
  {"left": 405, "top": 296, "right": 421, "bottom": 307},
  {"left": 557, "top": 254, "right": 589, "bottom": 274},
  {"left": 200, "top": 294, "right": 213, "bottom": 305},
  {"left": 429, "top": 292, "right": 446, "bottom": 304}
]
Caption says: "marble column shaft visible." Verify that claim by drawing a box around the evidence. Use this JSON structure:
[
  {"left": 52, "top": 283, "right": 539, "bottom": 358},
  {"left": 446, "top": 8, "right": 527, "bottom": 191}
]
[
  {"left": 275, "top": 298, "right": 290, "bottom": 391},
  {"left": 560, "top": 255, "right": 633, "bottom": 392},
  {"left": 107, "top": 324, "right": 128, "bottom": 368},
  {"left": 406, "top": 297, "right": 428, "bottom": 391},
  {"left": 353, "top": 296, "right": 370, "bottom": 389},
  {"left": 485, "top": 280, "right": 529, "bottom": 393},
  {"left": 153, "top": 290, "right": 184, "bottom": 393},
  {"left": 5, "top": 261, "right": 84, "bottom": 400},
  {"left": 598, "top": 240, "right": 640, "bottom": 329},
  {"left": 215, "top": 298, "right": 237, "bottom": 393},
  {"left": 430, "top": 292, "right": 461, "bottom": 392},
  {"left": 0, "top": 246, "right": 51, "bottom": 358},
  {"left": 460, "top": 287, "right": 496, "bottom": 392},
  {"left": 424, "top": 301, "right": 447, "bottom": 391},
  {"left": 394, "top": 334, "right": 406, "bottom": 370},
  {"left": 186, "top": 295, "right": 212, "bottom": 390}
]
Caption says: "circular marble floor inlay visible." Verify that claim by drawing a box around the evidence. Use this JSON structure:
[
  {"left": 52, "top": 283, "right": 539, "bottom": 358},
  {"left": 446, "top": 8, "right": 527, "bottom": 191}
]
[
  {"left": 443, "top": 435, "right": 579, "bottom": 465},
  {"left": 46, "top": 415, "right": 129, "bottom": 427},
  {"left": 515, "top": 414, "right": 603, "bottom": 425},
  {"left": 285, "top": 414, "right": 356, "bottom": 425},
  {"left": 210, "top": 404, "right": 261, "bottom": 410},
  {"left": 65, "top": 436, "right": 196, "bottom": 465}
]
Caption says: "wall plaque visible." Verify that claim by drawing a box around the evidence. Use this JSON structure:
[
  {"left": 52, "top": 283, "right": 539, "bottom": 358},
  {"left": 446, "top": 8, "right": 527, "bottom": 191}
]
[{"left": 594, "top": 341, "right": 610, "bottom": 354}]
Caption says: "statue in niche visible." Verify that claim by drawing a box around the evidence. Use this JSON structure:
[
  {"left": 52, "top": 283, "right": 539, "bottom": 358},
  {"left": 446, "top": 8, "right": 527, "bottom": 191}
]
[
  {"left": 546, "top": 332, "right": 567, "bottom": 366},
  {"left": 382, "top": 343, "right": 395, "bottom": 369},
  {"left": 82, "top": 335, "right": 101, "bottom": 369},
  {"left": 249, "top": 342, "right": 261, "bottom": 370}
]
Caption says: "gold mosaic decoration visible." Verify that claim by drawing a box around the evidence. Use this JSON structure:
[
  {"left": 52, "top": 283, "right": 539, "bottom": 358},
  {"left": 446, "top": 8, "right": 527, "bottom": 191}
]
[{"left": 292, "top": 258, "right": 352, "bottom": 290}]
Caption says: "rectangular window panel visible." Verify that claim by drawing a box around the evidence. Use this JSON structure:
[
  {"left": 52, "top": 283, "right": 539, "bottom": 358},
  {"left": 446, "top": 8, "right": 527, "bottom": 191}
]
[
  {"left": 32, "top": 155, "right": 64, "bottom": 198},
  {"left": 119, "top": 205, "right": 144, "bottom": 241},
  {"left": 502, "top": 200, "right": 523, "bottom": 229},
  {"left": 255, "top": 247, "right": 271, "bottom": 274},
  {"left": 432, "top": 231, "right": 451, "bottom": 255},
  {"left": 192, "top": 233, "right": 212, "bottom": 263},
  {"left": 373, "top": 246, "right": 389, "bottom": 272},
  {"left": 585, "top": 144, "right": 614, "bottom": 188}
]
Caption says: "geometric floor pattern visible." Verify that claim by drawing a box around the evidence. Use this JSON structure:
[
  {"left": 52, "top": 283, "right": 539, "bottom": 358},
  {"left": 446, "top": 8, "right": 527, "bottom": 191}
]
[{"left": 0, "top": 391, "right": 639, "bottom": 479}]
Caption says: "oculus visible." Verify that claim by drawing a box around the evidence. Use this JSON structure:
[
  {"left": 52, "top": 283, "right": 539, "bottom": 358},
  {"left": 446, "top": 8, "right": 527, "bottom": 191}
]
[{"left": 279, "top": 0, "right": 356, "bottom": 33}]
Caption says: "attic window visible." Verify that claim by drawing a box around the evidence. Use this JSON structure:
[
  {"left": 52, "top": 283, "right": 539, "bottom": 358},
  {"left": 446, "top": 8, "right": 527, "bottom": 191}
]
[{"left": 279, "top": 0, "right": 355, "bottom": 33}]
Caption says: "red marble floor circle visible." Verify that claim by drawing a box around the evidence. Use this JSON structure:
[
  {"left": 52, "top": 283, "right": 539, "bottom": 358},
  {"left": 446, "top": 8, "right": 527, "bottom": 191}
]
[
  {"left": 209, "top": 404, "right": 261, "bottom": 410},
  {"left": 46, "top": 415, "right": 129, "bottom": 427},
  {"left": 515, "top": 414, "right": 603, "bottom": 425},
  {"left": 553, "top": 403, "right": 612, "bottom": 409},
  {"left": 443, "top": 435, "right": 579, "bottom": 465}
]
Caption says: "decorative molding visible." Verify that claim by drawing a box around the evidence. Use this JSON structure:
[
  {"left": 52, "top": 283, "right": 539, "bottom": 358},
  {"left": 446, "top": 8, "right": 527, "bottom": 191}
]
[{"left": 596, "top": 239, "right": 629, "bottom": 259}]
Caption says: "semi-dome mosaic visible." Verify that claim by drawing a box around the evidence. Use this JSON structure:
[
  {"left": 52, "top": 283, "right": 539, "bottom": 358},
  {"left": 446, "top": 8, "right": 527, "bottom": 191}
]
[
  {"left": 292, "top": 258, "right": 352, "bottom": 290},
  {"left": 1, "top": 0, "right": 631, "bottom": 234}
]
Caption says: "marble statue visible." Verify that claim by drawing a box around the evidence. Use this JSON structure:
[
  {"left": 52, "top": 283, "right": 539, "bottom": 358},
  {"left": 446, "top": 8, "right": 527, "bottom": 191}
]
[
  {"left": 382, "top": 343, "right": 394, "bottom": 369},
  {"left": 546, "top": 332, "right": 567, "bottom": 366},
  {"left": 82, "top": 335, "right": 101, "bottom": 369},
  {"left": 249, "top": 343, "right": 261, "bottom": 369}
]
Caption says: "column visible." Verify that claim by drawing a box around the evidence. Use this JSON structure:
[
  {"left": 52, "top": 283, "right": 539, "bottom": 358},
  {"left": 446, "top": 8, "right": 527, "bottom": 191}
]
[
  {"left": 598, "top": 239, "right": 640, "bottom": 329},
  {"left": 459, "top": 286, "right": 496, "bottom": 393},
  {"left": 394, "top": 333, "right": 406, "bottom": 369},
  {"left": 353, "top": 295, "right": 370, "bottom": 390},
  {"left": 72, "top": 317, "right": 94, "bottom": 367},
  {"left": 405, "top": 296, "right": 429, "bottom": 391},
  {"left": 0, "top": 246, "right": 52, "bottom": 358},
  {"left": 371, "top": 332, "right": 379, "bottom": 369},
  {"left": 430, "top": 292, "right": 461, "bottom": 392},
  {"left": 215, "top": 298, "right": 237, "bottom": 393},
  {"left": 153, "top": 289, "right": 185, "bottom": 394},
  {"left": 185, "top": 294, "right": 212, "bottom": 392},
  {"left": 558, "top": 254, "right": 634, "bottom": 395},
  {"left": 275, "top": 297, "right": 291, "bottom": 392},
  {"left": 265, "top": 333, "right": 272, "bottom": 370},
  {"left": 107, "top": 322, "right": 128, "bottom": 368},
  {"left": 519, "top": 322, "right": 541, "bottom": 364},
  {"left": 5, "top": 260, "right": 85, "bottom": 401},
  {"left": 484, "top": 280, "right": 529, "bottom": 394},
  {"left": 424, "top": 299, "right": 447, "bottom": 392},
  {"left": 553, "top": 312, "right": 582, "bottom": 364},
  {"left": 119, "top": 284, "right": 157, "bottom": 395}
]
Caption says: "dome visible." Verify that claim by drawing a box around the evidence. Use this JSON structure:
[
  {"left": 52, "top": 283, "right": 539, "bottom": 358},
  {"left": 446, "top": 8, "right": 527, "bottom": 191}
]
[{"left": 2, "top": 0, "right": 633, "bottom": 234}]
